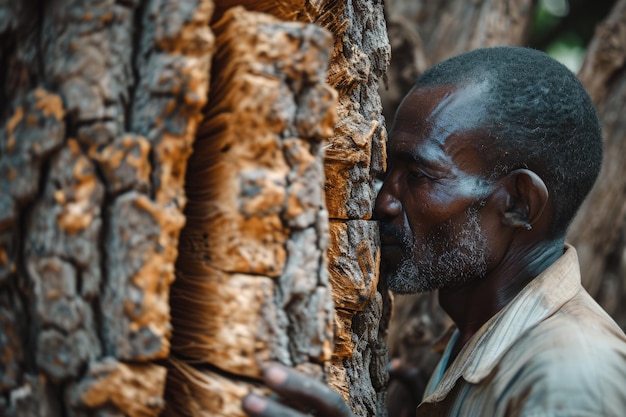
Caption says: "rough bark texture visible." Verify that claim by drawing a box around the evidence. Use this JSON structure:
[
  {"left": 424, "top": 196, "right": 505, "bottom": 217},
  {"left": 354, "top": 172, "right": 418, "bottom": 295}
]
[
  {"left": 302, "top": 3, "right": 392, "bottom": 416},
  {"left": 165, "top": 7, "right": 336, "bottom": 416},
  {"left": 0, "top": 0, "right": 213, "bottom": 414},
  {"left": 163, "top": 2, "right": 392, "bottom": 416},
  {"left": 296, "top": 2, "right": 392, "bottom": 415},
  {"left": 568, "top": 0, "right": 626, "bottom": 328},
  {"left": 2, "top": 1, "right": 392, "bottom": 416}
]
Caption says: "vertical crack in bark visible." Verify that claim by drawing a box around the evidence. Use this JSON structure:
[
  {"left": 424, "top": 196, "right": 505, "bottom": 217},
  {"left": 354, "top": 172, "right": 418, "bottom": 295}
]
[
  {"left": 296, "top": 2, "right": 391, "bottom": 415},
  {"left": 0, "top": 20, "right": 24, "bottom": 399},
  {"left": 93, "top": 162, "right": 111, "bottom": 364},
  {"left": 0, "top": 41, "right": 16, "bottom": 122},
  {"left": 126, "top": 0, "right": 146, "bottom": 133}
]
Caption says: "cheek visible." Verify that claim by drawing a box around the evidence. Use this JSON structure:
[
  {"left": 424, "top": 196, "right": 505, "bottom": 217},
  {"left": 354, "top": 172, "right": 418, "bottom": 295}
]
[
  {"left": 405, "top": 197, "right": 467, "bottom": 237},
  {"left": 461, "top": 203, "right": 504, "bottom": 270},
  {"left": 476, "top": 219, "right": 504, "bottom": 266},
  {"left": 401, "top": 179, "right": 490, "bottom": 240}
]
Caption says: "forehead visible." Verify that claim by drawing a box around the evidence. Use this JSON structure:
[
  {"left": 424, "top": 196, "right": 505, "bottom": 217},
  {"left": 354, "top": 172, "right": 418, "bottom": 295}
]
[{"left": 389, "top": 83, "right": 490, "bottom": 171}]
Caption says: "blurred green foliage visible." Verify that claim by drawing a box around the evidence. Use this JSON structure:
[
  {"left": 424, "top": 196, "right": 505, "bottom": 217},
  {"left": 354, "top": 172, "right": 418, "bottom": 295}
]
[{"left": 530, "top": 0, "right": 616, "bottom": 71}]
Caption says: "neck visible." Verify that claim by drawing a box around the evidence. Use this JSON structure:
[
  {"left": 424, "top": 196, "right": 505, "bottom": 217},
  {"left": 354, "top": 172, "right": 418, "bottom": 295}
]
[{"left": 438, "top": 238, "right": 564, "bottom": 348}]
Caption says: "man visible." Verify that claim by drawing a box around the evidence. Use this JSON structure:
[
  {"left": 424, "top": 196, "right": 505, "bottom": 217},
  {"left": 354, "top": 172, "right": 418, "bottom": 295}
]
[{"left": 242, "top": 47, "right": 626, "bottom": 416}]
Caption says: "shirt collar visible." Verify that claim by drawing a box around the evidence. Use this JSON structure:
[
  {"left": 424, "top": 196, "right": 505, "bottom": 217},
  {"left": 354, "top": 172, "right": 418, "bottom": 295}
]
[{"left": 423, "top": 244, "right": 582, "bottom": 403}]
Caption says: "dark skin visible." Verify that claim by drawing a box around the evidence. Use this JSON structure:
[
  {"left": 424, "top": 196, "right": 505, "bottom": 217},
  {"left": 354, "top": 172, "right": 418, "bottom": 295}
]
[{"left": 242, "top": 82, "right": 565, "bottom": 417}]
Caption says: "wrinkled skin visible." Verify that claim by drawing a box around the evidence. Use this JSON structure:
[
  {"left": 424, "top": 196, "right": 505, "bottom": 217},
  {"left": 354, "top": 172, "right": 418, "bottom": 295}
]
[{"left": 377, "top": 82, "right": 496, "bottom": 295}]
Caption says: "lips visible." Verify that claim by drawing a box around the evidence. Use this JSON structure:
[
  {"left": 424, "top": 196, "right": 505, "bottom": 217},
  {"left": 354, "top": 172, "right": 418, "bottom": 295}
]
[
  {"left": 378, "top": 222, "right": 405, "bottom": 247},
  {"left": 380, "top": 236, "right": 404, "bottom": 267}
]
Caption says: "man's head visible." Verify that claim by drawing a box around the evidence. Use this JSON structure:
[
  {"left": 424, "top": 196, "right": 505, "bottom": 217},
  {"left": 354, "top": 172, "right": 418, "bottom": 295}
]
[{"left": 376, "top": 46, "right": 603, "bottom": 294}]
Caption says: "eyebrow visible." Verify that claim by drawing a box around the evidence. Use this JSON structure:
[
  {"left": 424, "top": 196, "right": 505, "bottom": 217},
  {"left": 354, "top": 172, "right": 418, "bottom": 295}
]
[
  {"left": 388, "top": 148, "right": 443, "bottom": 173},
  {"left": 394, "top": 149, "right": 428, "bottom": 164}
]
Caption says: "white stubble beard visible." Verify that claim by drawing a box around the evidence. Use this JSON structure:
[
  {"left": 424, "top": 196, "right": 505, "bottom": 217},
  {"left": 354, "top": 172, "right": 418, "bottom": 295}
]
[{"left": 386, "top": 206, "right": 490, "bottom": 294}]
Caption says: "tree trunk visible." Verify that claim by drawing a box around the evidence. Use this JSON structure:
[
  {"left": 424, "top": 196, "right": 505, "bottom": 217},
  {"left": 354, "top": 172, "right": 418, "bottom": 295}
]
[
  {"left": 313, "top": 2, "right": 391, "bottom": 416},
  {"left": 166, "top": 1, "right": 391, "bottom": 416},
  {"left": 164, "top": 6, "right": 336, "bottom": 416},
  {"left": 1, "top": 1, "right": 391, "bottom": 416},
  {"left": 0, "top": 0, "right": 212, "bottom": 414}
]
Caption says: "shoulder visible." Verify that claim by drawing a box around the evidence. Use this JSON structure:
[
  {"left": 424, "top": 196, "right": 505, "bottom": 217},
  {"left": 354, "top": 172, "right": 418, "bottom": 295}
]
[
  {"left": 507, "top": 289, "right": 626, "bottom": 384},
  {"left": 518, "top": 289, "right": 626, "bottom": 358},
  {"left": 492, "top": 291, "right": 626, "bottom": 416}
]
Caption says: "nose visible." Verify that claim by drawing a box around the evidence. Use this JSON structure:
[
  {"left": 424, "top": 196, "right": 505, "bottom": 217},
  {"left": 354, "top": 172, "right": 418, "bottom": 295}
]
[{"left": 374, "top": 175, "right": 402, "bottom": 220}]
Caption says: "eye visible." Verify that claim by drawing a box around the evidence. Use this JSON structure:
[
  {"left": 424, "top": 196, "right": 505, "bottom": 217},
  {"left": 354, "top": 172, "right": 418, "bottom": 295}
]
[{"left": 407, "top": 170, "right": 425, "bottom": 182}]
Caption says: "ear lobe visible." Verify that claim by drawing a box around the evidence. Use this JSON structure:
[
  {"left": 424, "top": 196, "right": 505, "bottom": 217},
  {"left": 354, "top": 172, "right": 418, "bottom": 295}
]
[{"left": 500, "top": 169, "right": 549, "bottom": 230}]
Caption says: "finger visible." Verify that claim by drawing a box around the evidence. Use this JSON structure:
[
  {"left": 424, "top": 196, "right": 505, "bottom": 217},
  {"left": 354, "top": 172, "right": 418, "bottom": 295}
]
[
  {"left": 242, "top": 393, "right": 310, "bottom": 417},
  {"left": 263, "top": 365, "right": 355, "bottom": 417},
  {"left": 387, "top": 359, "right": 427, "bottom": 399}
]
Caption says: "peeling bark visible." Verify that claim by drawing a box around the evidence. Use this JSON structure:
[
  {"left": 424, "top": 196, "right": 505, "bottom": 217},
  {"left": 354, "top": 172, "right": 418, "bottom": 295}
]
[
  {"left": 166, "top": 7, "right": 336, "bottom": 416},
  {"left": 301, "top": 3, "right": 392, "bottom": 415},
  {"left": 2, "top": 1, "right": 393, "bottom": 416}
]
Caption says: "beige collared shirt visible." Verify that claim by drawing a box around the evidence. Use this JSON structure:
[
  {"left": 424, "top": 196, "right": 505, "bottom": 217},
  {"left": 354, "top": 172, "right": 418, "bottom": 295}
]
[{"left": 418, "top": 245, "right": 626, "bottom": 417}]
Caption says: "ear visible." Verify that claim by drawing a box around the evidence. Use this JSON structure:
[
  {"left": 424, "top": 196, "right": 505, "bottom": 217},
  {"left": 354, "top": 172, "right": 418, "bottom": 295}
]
[{"left": 499, "top": 169, "right": 549, "bottom": 230}]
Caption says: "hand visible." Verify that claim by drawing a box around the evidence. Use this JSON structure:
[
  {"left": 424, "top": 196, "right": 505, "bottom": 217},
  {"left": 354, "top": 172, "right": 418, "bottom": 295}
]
[{"left": 242, "top": 364, "right": 356, "bottom": 417}]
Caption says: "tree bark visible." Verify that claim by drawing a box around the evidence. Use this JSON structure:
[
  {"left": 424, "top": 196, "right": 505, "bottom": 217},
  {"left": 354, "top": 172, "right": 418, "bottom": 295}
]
[
  {"left": 166, "top": 1, "right": 392, "bottom": 416},
  {"left": 165, "top": 7, "right": 336, "bottom": 416},
  {"left": 307, "top": 2, "right": 391, "bottom": 416},
  {"left": 2, "top": 0, "right": 392, "bottom": 415},
  {"left": 0, "top": 0, "right": 212, "bottom": 414}
]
